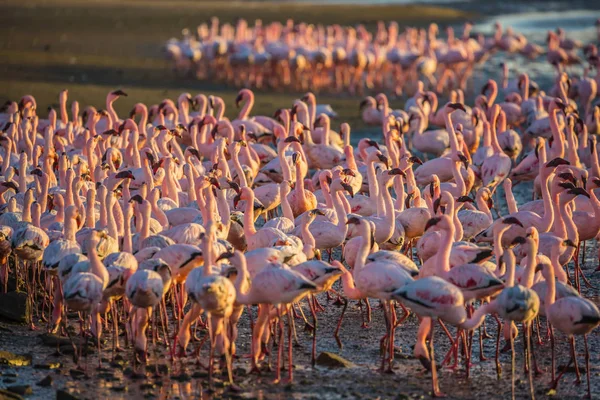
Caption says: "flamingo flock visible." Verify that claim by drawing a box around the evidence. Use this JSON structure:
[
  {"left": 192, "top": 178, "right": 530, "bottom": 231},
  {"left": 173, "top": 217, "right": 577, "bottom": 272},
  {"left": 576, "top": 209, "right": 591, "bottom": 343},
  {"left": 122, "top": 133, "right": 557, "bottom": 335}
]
[
  {"left": 2, "top": 18, "right": 600, "bottom": 400},
  {"left": 166, "top": 18, "right": 597, "bottom": 97}
]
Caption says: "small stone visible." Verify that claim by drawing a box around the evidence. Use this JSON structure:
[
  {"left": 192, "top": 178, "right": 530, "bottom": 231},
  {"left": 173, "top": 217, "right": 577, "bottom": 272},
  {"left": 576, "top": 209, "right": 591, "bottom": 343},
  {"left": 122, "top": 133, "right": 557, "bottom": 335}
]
[
  {"left": 6, "top": 385, "right": 32, "bottom": 396},
  {"left": 0, "top": 351, "right": 31, "bottom": 367},
  {"left": 40, "top": 333, "right": 76, "bottom": 347},
  {"left": 315, "top": 352, "right": 356, "bottom": 368},
  {"left": 56, "top": 389, "right": 79, "bottom": 400},
  {"left": 37, "top": 375, "right": 53, "bottom": 387},
  {"left": 0, "top": 292, "right": 29, "bottom": 323},
  {"left": 0, "top": 388, "right": 24, "bottom": 400},
  {"left": 69, "top": 369, "right": 87, "bottom": 379},
  {"left": 34, "top": 362, "right": 61, "bottom": 370}
]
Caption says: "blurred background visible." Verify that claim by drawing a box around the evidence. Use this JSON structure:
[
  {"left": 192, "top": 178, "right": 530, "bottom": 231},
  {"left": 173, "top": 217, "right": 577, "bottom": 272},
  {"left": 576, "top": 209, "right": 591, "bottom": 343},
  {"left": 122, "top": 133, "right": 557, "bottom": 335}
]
[{"left": 1, "top": 0, "right": 599, "bottom": 134}]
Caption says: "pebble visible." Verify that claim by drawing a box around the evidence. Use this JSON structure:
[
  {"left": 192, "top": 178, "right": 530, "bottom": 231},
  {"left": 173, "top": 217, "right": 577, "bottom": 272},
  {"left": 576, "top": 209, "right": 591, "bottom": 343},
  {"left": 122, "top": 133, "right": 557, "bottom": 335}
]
[
  {"left": 0, "top": 388, "right": 24, "bottom": 400},
  {"left": 0, "top": 351, "right": 32, "bottom": 367},
  {"left": 0, "top": 292, "right": 29, "bottom": 323},
  {"left": 6, "top": 385, "right": 32, "bottom": 396},
  {"left": 34, "top": 362, "right": 61, "bottom": 370},
  {"left": 37, "top": 375, "right": 53, "bottom": 387},
  {"left": 316, "top": 352, "right": 356, "bottom": 368}
]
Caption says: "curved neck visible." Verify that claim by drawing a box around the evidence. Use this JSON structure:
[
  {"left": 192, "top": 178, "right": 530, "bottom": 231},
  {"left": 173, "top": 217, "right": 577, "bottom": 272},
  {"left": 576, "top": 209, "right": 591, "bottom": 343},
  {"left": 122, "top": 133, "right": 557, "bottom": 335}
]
[
  {"left": 504, "top": 249, "right": 516, "bottom": 286},
  {"left": 238, "top": 94, "right": 253, "bottom": 120},
  {"left": 560, "top": 202, "right": 578, "bottom": 243},
  {"left": 353, "top": 223, "right": 371, "bottom": 275},
  {"left": 538, "top": 172, "right": 555, "bottom": 233},
  {"left": 295, "top": 162, "right": 307, "bottom": 204},
  {"left": 281, "top": 187, "right": 294, "bottom": 222},
  {"left": 522, "top": 240, "right": 537, "bottom": 288},
  {"left": 106, "top": 97, "right": 118, "bottom": 129},
  {"left": 461, "top": 302, "right": 494, "bottom": 331},
  {"left": 234, "top": 257, "right": 252, "bottom": 303},
  {"left": 366, "top": 160, "right": 380, "bottom": 200},
  {"left": 64, "top": 215, "right": 77, "bottom": 242},
  {"left": 443, "top": 112, "right": 459, "bottom": 153},
  {"left": 490, "top": 112, "right": 503, "bottom": 153},
  {"left": 123, "top": 205, "right": 133, "bottom": 253},
  {"left": 85, "top": 190, "right": 96, "bottom": 228},
  {"left": 477, "top": 193, "right": 493, "bottom": 220},
  {"left": 106, "top": 194, "right": 119, "bottom": 240},
  {"left": 301, "top": 218, "right": 316, "bottom": 258},
  {"left": 503, "top": 184, "right": 518, "bottom": 215},
  {"left": 436, "top": 225, "right": 454, "bottom": 275},
  {"left": 88, "top": 240, "right": 109, "bottom": 288},
  {"left": 332, "top": 189, "right": 348, "bottom": 231},
  {"left": 543, "top": 263, "right": 556, "bottom": 314},
  {"left": 243, "top": 192, "right": 257, "bottom": 235},
  {"left": 60, "top": 95, "right": 68, "bottom": 125},
  {"left": 232, "top": 150, "right": 248, "bottom": 188},
  {"left": 140, "top": 206, "right": 151, "bottom": 241},
  {"left": 549, "top": 109, "right": 565, "bottom": 159}
]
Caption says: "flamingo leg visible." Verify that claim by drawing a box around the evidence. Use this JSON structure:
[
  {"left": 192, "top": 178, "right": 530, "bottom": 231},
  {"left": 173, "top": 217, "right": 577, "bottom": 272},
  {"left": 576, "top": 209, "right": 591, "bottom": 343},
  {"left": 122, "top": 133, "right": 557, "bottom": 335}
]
[
  {"left": 495, "top": 317, "right": 502, "bottom": 378},
  {"left": 525, "top": 322, "right": 535, "bottom": 400},
  {"left": 584, "top": 334, "right": 591, "bottom": 400},
  {"left": 274, "top": 306, "right": 284, "bottom": 384},
  {"left": 510, "top": 331, "right": 515, "bottom": 400},
  {"left": 334, "top": 298, "right": 348, "bottom": 349},
  {"left": 308, "top": 296, "right": 317, "bottom": 367},
  {"left": 429, "top": 319, "right": 445, "bottom": 397},
  {"left": 550, "top": 325, "right": 556, "bottom": 382},
  {"left": 286, "top": 310, "right": 294, "bottom": 383},
  {"left": 571, "top": 336, "right": 581, "bottom": 384}
]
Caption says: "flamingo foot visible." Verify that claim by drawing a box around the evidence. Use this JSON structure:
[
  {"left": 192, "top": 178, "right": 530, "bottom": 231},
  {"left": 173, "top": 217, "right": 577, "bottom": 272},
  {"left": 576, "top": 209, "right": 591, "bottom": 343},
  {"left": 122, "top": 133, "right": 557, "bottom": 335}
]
[{"left": 419, "top": 356, "right": 432, "bottom": 372}]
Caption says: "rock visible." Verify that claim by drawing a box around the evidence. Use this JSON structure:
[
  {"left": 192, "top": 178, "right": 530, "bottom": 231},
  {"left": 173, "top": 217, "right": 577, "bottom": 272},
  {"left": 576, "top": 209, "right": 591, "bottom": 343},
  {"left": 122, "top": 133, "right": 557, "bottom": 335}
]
[
  {"left": 69, "top": 369, "right": 87, "bottom": 379},
  {"left": 0, "top": 388, "right": 24, "bottom": 400},
  {"left": 316, "top": 352, "right": 356, "bottom": 368},
  {"left": 0, "top": 292, "right": 29, "bottom": 323},
  {"left": 5, "top": 386, "right": 32, "bottom": 396},
  {"left": 56, "top": 389, "right": 79, "bottom": 400},
  {"left": 34, "top": 362, "right": 61, "bottom": 370},
  {"left": 0, "top": 351, "right": 32, "bottom": 367},
  {"left": 40, "top": 333, "right": 78, "bottom": 347},
  {"left": 37, "top": 375, "right": 53, "bottom": 387}
]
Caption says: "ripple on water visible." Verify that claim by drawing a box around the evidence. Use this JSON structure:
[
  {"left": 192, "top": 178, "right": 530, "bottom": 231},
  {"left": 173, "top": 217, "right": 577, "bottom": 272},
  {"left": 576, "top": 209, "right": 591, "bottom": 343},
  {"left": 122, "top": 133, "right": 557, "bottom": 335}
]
[{"left": 476, "top": 9, "right": 599, "bottom": 37}]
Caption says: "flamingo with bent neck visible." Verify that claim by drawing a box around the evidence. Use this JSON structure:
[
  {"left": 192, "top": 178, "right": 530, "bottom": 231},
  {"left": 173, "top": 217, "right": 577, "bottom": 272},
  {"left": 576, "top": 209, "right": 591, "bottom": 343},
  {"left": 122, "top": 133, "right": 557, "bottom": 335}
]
[
  {"left": 232, "top": 89, "right": 273, "bottom": 135},
  {"left": 234, "top": 187, "right": 289, "bottom": 250},
  {"left": 336, "top": 217, "right": 414, "bottom": 371},
  {"left": 286, "top": 152, "right": 317, "bottom": 217}
]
